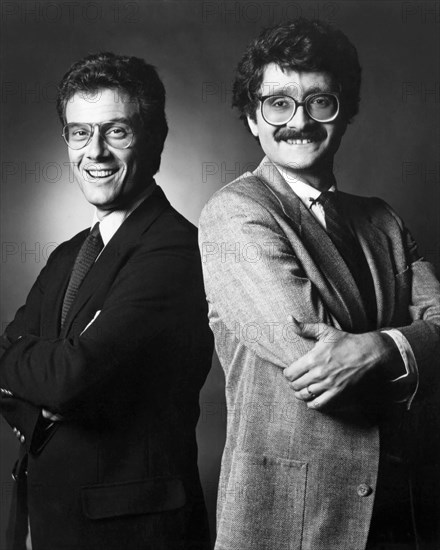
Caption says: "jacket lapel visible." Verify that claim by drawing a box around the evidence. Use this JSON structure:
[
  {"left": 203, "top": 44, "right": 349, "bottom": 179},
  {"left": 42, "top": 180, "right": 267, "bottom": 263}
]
[
  {"left": 61, "top": 185, "right": 170, "bottom": 336},
  {"left": 341, "top": 194, "right": 396, "bottom": 328},
  {"left": 254, "top": 158, "right": 371, "bottom": 332},
  {"left": 41, "top": 231, "right": 88, "bottom": 338}
]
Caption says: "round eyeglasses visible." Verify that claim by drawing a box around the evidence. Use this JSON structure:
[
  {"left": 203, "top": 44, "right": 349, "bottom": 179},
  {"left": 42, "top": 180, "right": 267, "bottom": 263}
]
[
  {"left": 62, "top": 121, "right": 134, "bottom": 150},
  {"left": 259, "top": 93, "right": 340, "bottom": 126}
]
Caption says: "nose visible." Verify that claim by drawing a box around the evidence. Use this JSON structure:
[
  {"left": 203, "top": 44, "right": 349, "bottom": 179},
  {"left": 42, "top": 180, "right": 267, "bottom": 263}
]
[
  {"left": 286, "top": 104, "right": 311, "bottom": 130},
  {"left": 85, "top": 126, "right": 109, "bottom": 159}
]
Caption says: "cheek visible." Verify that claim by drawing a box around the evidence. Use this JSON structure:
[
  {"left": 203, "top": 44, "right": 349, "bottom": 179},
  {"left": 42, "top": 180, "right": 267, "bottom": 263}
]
[
  {"left": 259, "top": 130, "right": 275, "bottom": 147},
  {"left": 118, "top": 152, "right": 135, "bottom": 167},
  {"left": 326, "top": 123, "right": 345, "bottom": 140},
  {"left": 68, "top": 150, "right": 80, "bottom": 164},
  {"left": 124, "top": 154, "right": 139, "bottom": 173}
]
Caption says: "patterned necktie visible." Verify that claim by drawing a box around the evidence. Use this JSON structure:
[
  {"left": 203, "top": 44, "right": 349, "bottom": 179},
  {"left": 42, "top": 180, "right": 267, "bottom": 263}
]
[
  {"left": 61, "top": 222, "right": 104, "bottom": 327},
  {"left": 318, "top": 191, "right": 377, "bottom": 325}
]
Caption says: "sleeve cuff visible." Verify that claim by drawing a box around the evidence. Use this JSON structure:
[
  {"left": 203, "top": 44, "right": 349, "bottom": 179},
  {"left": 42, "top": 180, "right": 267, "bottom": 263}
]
[{"left": 381, "top": 329, "right": 419, "bottom": 408}]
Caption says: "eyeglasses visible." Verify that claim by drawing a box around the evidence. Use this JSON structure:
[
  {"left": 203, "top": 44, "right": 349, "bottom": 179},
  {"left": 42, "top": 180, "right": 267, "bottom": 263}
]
[
  {"left": 62, "top": 121, "right": 134, "bottom": 150},
  {"left": 259, "top": 93, "right": 340, "bottom": 125}
]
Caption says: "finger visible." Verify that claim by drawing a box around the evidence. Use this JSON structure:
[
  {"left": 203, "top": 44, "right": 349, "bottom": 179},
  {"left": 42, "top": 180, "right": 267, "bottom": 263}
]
[
  {"left": 288, "top": 372, "right": 314, "bottom": 391},
  {"left": 294, "top": 380, "right": 327, "bottom": 400},
  {"left": 285, "top": 359, "right": 328, "bottom": 386},
  {"left": 284, "top": 358, "right": 310, "bottom": 382},
  {"left": 293, "top": 378, "right": 333, "bottom": 401},
  {"left": 307, "top": 386, "right": 340, "bottom": 410},
  {"left": 294, "top": 387, "right": 317, "bottom": 401}
]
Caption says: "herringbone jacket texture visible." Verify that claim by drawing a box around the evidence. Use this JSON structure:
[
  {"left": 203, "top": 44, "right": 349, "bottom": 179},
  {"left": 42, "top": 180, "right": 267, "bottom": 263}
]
[{"left": 199, "top": 158, "right": 440, "bottom": 550}]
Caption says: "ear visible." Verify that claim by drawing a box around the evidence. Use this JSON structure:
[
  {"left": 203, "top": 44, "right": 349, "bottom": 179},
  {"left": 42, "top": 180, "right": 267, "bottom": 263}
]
[{"left": 247, "top": 116, "right": 259, "bottom": 138}]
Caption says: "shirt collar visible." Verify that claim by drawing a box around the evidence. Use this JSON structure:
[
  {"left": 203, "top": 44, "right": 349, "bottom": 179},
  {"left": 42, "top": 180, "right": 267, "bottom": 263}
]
[
  {"left": 273, "top": 163, "right": 336, "bottom": 208},
  {"left": 91, "top": 182, "right": 157, "bottom": 246}
]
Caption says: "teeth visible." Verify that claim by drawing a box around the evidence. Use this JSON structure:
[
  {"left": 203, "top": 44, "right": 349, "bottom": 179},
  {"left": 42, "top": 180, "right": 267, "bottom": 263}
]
[
  {"left": 286, "top": 139, "right": 313, "bottom": 145},
  {"left": 86, "top": 169, "right": 117, "bottom": 177}
]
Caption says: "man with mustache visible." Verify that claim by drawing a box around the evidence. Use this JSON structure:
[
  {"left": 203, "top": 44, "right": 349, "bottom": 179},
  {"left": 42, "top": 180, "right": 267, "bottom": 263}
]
[
  {"left": 199, "top": 19, "right": 440, "bottom": 549},
  {"left": 0, "top": 52, "right": 213, "bottom": 550}
]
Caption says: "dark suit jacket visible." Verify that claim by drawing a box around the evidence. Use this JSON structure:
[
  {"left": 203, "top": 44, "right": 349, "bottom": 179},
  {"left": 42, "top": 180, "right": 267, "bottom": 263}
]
[
  {"left": 0, "top": 185, "right": 213, "bottom": 550},
  {"left": 199, "top": 158, "right": 440, "bottom": 550}
]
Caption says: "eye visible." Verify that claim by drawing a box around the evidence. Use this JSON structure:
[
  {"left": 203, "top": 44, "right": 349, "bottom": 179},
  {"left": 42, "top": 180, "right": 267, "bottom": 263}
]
[
  {"left": 308, "top": 95, "right": 331, "bottom": 107},
  {"left": 269, "top": 97, "right": 291, "bottom": 109},
  {"left": 68, "top": 126, "right": 90, "bottom": 140},
  {"left": 105, "top": 125, "right": 129, "bottom": 139}
]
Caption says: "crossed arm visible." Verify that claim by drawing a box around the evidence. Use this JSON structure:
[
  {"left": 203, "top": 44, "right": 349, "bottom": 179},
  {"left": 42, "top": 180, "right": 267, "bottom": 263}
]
[
  {"left": 283, "top": 318, "right": 412, "bottom": 409},
  {"left": 0, "top": 240, "right": 202, "bottom": 448},
  {"left": 200, "top": 190, "right": 440, "bottom": 410}
]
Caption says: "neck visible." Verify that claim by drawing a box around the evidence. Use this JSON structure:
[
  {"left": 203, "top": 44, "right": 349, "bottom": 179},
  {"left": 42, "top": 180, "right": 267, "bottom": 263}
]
[
  {"left": 96, "top": 179, "right": 154, "bottom": 220},
  {"left": 280, "top": 163, "right": 336, "bottom": 192}
]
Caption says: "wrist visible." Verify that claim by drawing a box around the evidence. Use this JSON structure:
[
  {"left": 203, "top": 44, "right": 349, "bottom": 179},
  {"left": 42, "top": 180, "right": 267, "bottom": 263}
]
[{"left": 375, "top": 332, "right": 407, "bottom": 380}]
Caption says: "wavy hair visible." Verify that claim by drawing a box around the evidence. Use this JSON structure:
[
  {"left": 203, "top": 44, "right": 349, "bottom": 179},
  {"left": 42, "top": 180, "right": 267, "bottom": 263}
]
[
  {"left": 232, "top": 19, "right": 361, "bottom": 129},
  {"left": 57, "top": 52, "right": 168, "bottom": 175}
]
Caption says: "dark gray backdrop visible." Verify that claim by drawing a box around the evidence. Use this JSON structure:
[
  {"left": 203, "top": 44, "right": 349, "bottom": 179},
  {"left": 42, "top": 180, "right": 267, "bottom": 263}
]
[{"left": 1, "top": 0, "right": 439, "bottom": 547}]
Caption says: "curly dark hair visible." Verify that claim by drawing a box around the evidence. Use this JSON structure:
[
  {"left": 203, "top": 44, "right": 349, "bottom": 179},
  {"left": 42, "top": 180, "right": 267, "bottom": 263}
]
[
  {"left": 232, "top": 19, "right": 362, "bottom": 129},
  {"left": 57, "top": 52, "right": 168, "bottom": 176}
]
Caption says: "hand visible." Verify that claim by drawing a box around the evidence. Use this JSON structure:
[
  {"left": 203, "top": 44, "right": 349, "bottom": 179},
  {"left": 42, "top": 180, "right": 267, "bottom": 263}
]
[
  {"left": 283, "top": 316, "right": 388, "bottom": 410},
  {"left": 42, "top": 409, "right": 64, "bottom": 422}
]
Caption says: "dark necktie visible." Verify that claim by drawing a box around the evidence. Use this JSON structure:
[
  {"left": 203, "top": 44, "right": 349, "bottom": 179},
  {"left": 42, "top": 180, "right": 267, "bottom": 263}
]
[
  {"left": 317, "top": 191, "right": 377, "bottom": 325},
  {"left": 61, "top": 222, "right": 104, "bottom": 327}
]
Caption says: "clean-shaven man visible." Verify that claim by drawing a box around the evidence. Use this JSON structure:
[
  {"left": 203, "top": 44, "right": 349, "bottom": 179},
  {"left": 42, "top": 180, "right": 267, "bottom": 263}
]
[
  {"left": 1, "top": 52, "right": 213, "bottom": 550},
  {"left": 199, "top": 19, "right": 440, "bottom": 550}
]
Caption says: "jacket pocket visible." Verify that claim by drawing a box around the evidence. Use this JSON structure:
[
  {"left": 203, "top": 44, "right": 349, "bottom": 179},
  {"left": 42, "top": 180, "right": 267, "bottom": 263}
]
[
  {"left": 216, "top": 450, "right": 307, "bottom": 550},
  {"left": 81, "top": 476, "right": 186, "bottom": 519}
]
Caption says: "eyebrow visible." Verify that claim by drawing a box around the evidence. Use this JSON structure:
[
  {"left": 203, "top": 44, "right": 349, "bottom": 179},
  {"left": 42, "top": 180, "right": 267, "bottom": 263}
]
[
  {"left": 264, "top": 85, "right": 333, "bottom": 97},
  {"left": 106, "top": 117, "right": 132, "bottom": 123},
  {"left": 67, "top": 117, "right": 133, "bottom": 125}
]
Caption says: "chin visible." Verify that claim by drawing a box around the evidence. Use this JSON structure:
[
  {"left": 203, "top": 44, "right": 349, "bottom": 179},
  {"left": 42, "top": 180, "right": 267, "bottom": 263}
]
[
  {"left": 279, "top": 157, "right": 318, "bottom": 171},
  {"left": 82, "top": 190, "right": 114, "bottom": 208}
]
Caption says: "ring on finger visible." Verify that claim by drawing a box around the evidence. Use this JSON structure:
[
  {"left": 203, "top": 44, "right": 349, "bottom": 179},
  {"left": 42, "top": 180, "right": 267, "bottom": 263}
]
[{"left": 306, "top": 386, "right": 316, "bottom": 399}]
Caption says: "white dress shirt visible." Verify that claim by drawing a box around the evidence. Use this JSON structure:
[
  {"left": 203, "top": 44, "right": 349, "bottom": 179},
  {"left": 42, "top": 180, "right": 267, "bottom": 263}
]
[{"left": 93, "top": 182, "right": 157, "bottom": 248}]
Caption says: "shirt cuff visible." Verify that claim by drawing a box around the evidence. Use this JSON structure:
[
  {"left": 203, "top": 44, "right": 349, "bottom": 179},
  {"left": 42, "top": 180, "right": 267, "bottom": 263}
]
[{"left": 381, "top": 329, "right": 419, "bottom": 409}]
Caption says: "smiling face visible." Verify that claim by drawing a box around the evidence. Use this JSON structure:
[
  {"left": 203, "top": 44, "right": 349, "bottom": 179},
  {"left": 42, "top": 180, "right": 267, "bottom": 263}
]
[
  {"left": 65, "top": 88, "right": 148, "bottom": 217},
  {"left": 247, "top": 64, "right": 347, "bottom": 182}
]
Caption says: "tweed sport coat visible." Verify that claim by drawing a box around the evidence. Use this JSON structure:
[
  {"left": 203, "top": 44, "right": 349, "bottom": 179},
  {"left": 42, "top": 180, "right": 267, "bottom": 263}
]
[
  {"left": 0, "top": 185, "right": 213, "bottom": 550},
  {"left": 199, "top": 157, "right": 440, "bottom": 550}
]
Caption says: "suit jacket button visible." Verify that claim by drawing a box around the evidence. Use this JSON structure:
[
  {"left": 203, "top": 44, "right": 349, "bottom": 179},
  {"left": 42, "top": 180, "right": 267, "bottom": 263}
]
[{"left": 357, "top": 483, "right": 373, "bottom": 497}]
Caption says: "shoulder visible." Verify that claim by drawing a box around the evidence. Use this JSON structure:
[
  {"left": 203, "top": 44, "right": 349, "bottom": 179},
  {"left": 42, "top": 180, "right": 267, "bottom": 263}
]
[
  {"left": 339, "top": 191, "right": 403, "bottom": 223},
  {"left": 45, "top": 229, "right": 89, "bottom": 264},
  {"left": 200, "top": 171, "right": 279, "bottom": 226},
  {"left": 119, "top": 197, "right": 200, "bottom": 270},
  {"left": 148, "top": 201, "right": 198, "bottom": 249},
  {"left": 120, "top": 185, "right": 198, "bottom": 251},
  {"left": 339, "top": 192, "right": 410, "bottom": 244},
  {"left": 159, "top": 203, "right": 197, "bottom": 235}
]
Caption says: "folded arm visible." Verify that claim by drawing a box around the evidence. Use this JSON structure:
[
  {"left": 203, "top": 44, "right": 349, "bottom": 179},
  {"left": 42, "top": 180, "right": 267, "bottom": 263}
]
[
  {"left": 199, "top": 189, "right": 335, "bottom": 368},
  {"left": 0, "top": 245, "right": 201, "bottom": 418},
  {"left": 200, "top": 190, "right": 440, "bottom": 408}
]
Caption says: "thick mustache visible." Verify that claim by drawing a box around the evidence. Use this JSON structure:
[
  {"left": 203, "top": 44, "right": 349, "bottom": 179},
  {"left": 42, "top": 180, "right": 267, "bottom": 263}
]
[{"left": 274, "top": 128, "right": 326, "bottom": 142}]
